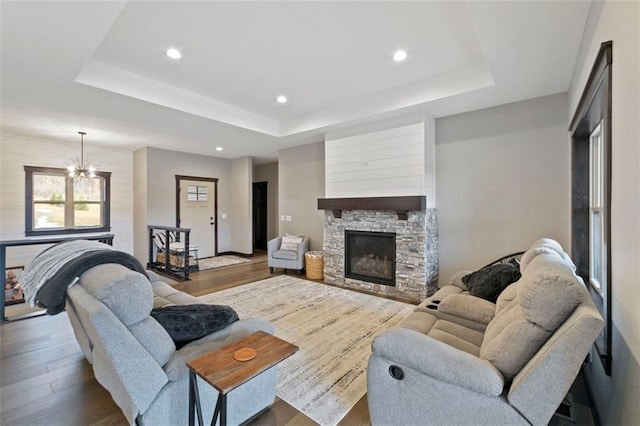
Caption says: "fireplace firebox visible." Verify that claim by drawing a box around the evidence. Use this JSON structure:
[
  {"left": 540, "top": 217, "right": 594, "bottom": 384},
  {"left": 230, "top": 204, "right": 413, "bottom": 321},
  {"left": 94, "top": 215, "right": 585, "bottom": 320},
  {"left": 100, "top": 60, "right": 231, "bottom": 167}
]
[{"left": 345, "top": 230, "right": 396, "bottom": 286}]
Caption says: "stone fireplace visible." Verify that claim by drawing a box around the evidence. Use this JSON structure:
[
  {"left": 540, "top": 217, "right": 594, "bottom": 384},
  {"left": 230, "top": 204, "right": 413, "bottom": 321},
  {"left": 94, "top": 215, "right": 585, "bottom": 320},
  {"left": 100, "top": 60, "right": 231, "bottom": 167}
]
[
  {"left": 320, "top": 121, "right": 438, "bottom": 302},
  {"left": 319, "top": 196, "right": 438, "bottom": 302}
]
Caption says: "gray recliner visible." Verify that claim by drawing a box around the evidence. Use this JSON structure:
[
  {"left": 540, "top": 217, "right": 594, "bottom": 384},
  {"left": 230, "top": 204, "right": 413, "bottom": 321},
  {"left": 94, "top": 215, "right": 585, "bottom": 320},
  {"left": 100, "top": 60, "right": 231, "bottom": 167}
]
[
  {"left": 367, "top": 239, "right": 604, "bottom": 426},
  {"left": 66, "top": 264, "right": 277, "bottom": 425},
  {"left": 267, "top": 235, "right": 309, "bottom": 275}
]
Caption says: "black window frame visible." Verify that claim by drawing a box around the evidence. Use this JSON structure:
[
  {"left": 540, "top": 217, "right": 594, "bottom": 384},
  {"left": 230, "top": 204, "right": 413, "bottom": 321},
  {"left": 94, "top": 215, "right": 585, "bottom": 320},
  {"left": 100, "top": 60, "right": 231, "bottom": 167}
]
[
  {"left": 569, "top": 41, "right": 612, "bottom": 375},
  {"left": 25, "top": 166, "right": 111, "bottom": 236}
]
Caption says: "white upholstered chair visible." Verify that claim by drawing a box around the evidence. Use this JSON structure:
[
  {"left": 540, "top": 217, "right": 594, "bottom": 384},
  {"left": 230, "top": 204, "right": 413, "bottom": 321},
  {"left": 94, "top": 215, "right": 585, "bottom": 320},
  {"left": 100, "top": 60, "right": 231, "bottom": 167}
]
[{"left": 267, "top": 235, "right": 309, "bottom": 275}]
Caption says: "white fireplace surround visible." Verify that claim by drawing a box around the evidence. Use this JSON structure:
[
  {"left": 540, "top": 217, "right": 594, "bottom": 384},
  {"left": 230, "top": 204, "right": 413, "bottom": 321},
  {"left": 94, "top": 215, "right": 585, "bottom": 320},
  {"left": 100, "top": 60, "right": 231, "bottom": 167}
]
[{"left": 320, "top": 121, "right": 438, "bottom": 301}]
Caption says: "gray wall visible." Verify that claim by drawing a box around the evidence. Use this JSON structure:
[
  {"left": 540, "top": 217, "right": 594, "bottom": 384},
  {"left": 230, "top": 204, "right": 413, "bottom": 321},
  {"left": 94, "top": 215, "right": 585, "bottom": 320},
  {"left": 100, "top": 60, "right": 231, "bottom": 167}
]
[
  {"left": 230, "top": 157, "right": 253, "bottom": 254},
  {"left": 435, "top": 93, "right": 570, "bottom": 281},
  {"left": 134, "top": 147, "right": 232, "bottom": 262},
  {"left": 568, "top": 1, "right": 640, "bottom": 424},
  {"left": 278, "top": 141, "right": 325, "bottom": 251},
  {"left": 253, "top": 162, "right": 279, "bottom": 242}
]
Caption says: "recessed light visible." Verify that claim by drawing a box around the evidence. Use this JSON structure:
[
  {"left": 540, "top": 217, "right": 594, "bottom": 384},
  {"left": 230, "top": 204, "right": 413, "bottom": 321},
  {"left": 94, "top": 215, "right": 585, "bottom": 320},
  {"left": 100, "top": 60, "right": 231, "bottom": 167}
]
[
  {"left": 216, "top": 147, "right": 223, "bottom": 151},
  {"left": 166, "top": 48, "right": 182, "bottom": 59},
  {"left": 276, "top": 95, "right": 287, "bottom": 104},
  {"left": 393, "top": 50, "right": 407, "bottom": 62}
]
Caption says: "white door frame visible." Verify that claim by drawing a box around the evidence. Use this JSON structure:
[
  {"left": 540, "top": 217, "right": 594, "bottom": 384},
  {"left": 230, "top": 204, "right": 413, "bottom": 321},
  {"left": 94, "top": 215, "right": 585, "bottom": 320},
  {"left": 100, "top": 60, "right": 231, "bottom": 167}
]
[{"left": 175, "top": 175, "right": 218, "bottom": 256}]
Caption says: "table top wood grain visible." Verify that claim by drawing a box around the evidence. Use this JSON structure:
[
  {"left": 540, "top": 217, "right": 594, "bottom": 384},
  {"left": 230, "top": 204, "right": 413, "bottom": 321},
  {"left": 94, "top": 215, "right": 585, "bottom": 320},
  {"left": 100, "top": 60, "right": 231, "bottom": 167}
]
[{"left": 186, "top": 331, "right": 298, "bottom": 394}]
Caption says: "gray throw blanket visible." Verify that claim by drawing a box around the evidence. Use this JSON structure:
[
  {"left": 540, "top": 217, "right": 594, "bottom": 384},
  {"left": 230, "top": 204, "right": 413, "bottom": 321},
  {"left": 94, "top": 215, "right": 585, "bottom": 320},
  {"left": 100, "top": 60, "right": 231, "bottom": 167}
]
[{"left": 19, "top": 240, "right": 147, "bottom": 315}]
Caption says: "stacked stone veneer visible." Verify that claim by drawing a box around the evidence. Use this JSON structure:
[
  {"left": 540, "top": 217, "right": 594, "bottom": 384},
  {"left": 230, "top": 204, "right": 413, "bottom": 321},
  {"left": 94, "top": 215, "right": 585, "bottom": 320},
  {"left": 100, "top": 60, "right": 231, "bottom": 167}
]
[{"left": 323, "top": 209, "right": 438, "bottom": 302}]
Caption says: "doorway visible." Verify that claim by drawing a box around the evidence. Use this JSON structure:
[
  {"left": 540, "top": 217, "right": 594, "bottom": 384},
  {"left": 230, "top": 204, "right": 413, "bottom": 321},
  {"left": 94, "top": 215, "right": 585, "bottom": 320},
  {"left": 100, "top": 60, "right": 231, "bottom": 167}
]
[
  {"left": 175, "top": 175, "right": 218, "bottom": 258},
  {"left": 252, "top": 181, "right": 268, "bottom": 251}
]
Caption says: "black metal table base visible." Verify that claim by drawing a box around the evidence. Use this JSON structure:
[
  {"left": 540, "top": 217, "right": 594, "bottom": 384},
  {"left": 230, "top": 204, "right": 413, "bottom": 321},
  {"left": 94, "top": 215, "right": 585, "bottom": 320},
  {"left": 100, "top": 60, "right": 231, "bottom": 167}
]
[{"left": 189, "top": 371, "right": 227, "bottom": 426}]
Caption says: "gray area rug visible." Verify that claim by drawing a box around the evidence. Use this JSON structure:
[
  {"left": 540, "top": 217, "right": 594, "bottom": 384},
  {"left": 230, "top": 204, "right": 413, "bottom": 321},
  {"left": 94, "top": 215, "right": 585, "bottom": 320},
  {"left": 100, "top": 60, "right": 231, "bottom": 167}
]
[
  {"left": 199, "top": 275, "right": 414, "bottom": 425},
  {"left": 197, "top": 255, "right": 250, "bottom": 271}
]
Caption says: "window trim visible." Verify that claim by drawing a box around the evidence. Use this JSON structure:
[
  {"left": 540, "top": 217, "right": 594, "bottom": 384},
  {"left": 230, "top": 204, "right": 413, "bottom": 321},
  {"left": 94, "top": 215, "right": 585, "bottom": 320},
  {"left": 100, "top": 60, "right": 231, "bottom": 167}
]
[
  {"left": 24, "top": 166, "right": 111, "bottom": 236},
  {"left": 589, "top": 121, "right": 605, "bottom": 296},
  {"left": 569, "top": 41, "right": 612, "bottom": 375}
]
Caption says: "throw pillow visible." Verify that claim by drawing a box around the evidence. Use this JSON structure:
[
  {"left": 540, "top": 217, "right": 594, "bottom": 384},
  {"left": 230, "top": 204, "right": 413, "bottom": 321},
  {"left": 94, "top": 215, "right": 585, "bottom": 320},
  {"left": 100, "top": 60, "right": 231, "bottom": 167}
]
[
  {"left": 508, "top": 257, "right": 520, "bottom": 269},
  {"left": 462, "top": 263, "right": 522, "bottom": 303},
  {"left": 280, "top": 235, "right": 303, "bottom": 251},
  {"left": 150, "top": 304, "right": 239, "bottom": 347}
]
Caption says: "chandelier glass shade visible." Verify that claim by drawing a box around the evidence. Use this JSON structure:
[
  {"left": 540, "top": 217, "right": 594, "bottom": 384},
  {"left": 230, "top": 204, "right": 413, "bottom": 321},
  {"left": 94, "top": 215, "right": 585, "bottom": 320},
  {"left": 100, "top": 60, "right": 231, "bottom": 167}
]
[{"left": 67, "top": 131, "right": 96, "bottom": 181}]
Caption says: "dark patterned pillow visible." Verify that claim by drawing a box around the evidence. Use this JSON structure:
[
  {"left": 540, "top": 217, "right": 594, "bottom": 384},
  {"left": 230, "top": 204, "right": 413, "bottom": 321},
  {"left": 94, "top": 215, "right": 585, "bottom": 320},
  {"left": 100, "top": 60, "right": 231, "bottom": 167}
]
[
  {"left": 462, "top": 263, "right": 522, "bottom": 303},
  {"left": 151, "top": 304, "right": 239, "bottom": 347},
  {"left": 508, "top": 257, "right": 521, "bottom": 269}
]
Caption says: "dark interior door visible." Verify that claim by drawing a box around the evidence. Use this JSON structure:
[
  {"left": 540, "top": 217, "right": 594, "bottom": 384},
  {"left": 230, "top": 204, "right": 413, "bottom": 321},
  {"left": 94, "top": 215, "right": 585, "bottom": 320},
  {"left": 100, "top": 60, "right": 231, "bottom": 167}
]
[{"left": 252, "top": 182, "right": 268, "bottom": 250}]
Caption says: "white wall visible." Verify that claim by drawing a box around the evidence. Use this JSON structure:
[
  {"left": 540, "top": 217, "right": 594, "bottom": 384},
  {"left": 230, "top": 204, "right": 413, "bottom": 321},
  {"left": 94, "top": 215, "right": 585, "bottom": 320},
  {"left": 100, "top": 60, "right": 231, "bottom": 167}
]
[
  {"left": 424, "top": 118, "right": 436, "bottom": 208},
  {"left": 133, "top": 148, "right": 148, "bottom": 261},
  {"left": 0, "top": 134, "right": 134, "bottom": 265},
  {"left": 230, "top": 157, "right": 252, "bottom": 254},
  {"left": 278, "top": 142, "right": 325, "bottom": 251},
  {"left": 139, "top": 147, "right": 232, "bottom": 260},
  {"left": 325, "top": 123, "right": 430, "bottom": 199},
  {"left": 568, "top": 1, "right": 640, "bottom": 424},
  {"left": 435, "top": 93, "right": 570, "bottom": 281},
  {"left": 253, "top": 162, "right": 278, "bottom": 242}
]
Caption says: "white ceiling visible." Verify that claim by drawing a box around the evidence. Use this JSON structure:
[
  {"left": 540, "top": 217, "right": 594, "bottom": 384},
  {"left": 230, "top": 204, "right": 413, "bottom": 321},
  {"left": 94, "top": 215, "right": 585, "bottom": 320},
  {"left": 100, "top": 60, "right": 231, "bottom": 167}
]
[{"left": 1, "top": 1, "right": 592, "bottom": 163}]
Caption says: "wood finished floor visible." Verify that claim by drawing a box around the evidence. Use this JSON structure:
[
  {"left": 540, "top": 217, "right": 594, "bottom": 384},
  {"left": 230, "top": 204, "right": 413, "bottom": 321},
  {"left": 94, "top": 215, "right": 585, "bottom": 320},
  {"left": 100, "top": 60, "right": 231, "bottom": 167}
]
[{"left": 0, "top": 255, "right": 371, "bottom": 426}]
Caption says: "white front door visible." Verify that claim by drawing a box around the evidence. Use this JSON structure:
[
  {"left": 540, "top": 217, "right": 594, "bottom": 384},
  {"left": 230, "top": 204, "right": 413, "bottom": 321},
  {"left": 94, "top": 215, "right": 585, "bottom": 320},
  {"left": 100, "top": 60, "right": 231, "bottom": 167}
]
[{"left": 179, "top": 180, "right": 216, "bottom": 258}]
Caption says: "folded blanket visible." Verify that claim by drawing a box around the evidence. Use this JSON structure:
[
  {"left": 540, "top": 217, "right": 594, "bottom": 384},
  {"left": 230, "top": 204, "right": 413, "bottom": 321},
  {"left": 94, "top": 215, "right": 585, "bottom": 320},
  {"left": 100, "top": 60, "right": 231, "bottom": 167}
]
[{"left": 19, "top": 240, "right": 147, "bottom": 315}]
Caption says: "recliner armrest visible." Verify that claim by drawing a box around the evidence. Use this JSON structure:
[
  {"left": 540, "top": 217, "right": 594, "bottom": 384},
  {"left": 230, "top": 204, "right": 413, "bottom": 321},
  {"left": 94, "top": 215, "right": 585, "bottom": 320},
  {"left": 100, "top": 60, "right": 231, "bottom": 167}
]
[
  {"left": 371, "top": 328, "right": 504, "bottom": 396},
  {"left": 438, "top": 294, "right": 497, "bottom": 325}
]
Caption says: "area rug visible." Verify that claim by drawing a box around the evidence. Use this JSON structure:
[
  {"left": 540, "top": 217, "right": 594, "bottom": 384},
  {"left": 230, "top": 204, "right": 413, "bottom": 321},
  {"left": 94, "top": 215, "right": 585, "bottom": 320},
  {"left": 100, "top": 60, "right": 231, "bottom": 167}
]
[
  {"left": 197, "top": 255, "right": 250, "bottom": 271},
  {"left": 198, "top": 275, "right": 414, "bottom": 425}
]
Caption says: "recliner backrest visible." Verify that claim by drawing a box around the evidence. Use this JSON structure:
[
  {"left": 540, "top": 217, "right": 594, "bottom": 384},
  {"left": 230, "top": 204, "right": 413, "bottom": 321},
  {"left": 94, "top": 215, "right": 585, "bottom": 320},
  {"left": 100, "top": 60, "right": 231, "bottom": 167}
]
[
  {"left": 67, "top": 264, "right": 175, "bottom": 423},
  {"left": 78, "top": 264, "right": 176, "bottom": 366},
  {"left": 507, "top": 281, "right": 604, "bottom": 423},
  {"left": 480, "top": 253, "right": 583, "bottom": 379},
  {"left": 68, "top": 283, "right": 170, "bottom": 423}
]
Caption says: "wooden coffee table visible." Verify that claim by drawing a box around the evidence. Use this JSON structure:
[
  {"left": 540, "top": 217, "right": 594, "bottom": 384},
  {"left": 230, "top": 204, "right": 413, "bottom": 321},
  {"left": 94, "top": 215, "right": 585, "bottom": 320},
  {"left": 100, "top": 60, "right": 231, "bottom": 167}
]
[{"left": 186, "top": 331, "right": 298, "bottom": 426}]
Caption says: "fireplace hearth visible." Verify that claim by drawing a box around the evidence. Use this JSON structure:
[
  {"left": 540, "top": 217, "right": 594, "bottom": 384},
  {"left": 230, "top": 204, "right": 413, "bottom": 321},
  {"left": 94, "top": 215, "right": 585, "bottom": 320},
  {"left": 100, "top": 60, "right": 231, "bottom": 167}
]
[{"left": 345, "top": 230, "right": 395, "bottom": 286}]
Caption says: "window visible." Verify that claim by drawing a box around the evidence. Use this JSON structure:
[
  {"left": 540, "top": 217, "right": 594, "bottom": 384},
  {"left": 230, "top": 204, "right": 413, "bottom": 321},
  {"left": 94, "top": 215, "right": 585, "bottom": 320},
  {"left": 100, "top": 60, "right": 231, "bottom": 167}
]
[
  {"left": 25, "top": 166, "right": 111, "bottom": 236},
  {"left": 589, "top": 121, "right": 605, "bottom": 295},
  {"left": 186, "top": 185, "right": 208, "bottom": 201},
  {"left": 569, "top": 41, "right": 612, "bottom": 375}
]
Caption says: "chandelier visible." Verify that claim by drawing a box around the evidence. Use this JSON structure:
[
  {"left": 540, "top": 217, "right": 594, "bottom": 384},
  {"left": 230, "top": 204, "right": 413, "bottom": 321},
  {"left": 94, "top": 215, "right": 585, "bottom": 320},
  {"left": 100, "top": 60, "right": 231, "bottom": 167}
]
[{"left": 67, "top": 131, "right": 96, "bottom": 181}]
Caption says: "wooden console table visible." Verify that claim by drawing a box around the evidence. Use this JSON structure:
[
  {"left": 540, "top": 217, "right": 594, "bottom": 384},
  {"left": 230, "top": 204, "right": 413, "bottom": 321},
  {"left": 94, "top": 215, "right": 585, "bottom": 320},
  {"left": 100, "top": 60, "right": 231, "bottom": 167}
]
[
  {"left": 0, "top": 233, "right": 114, "bottom": 321},
  {"left": 187, "top": 331, "right": 298, "bottom": 426}
]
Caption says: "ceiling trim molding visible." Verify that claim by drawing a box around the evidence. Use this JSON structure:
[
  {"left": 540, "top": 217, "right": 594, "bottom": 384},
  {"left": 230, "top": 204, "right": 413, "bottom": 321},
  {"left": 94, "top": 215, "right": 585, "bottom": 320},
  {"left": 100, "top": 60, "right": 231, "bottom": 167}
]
[{"left": 75, "top": 60, "right": 280, "bottom": 136}]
